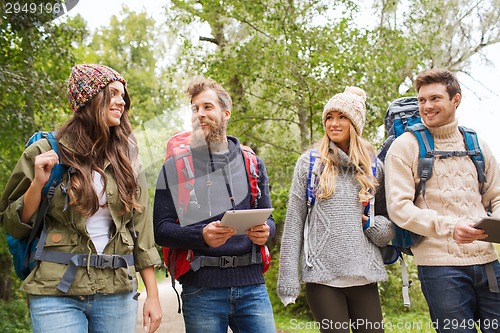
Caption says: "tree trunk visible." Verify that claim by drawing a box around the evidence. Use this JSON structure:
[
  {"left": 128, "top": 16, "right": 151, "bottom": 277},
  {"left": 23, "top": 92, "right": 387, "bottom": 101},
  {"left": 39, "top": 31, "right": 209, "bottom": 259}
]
[
  {"left": 0, "top": 253, "right": 13, "bottom": 301},
  {"left": 297, "top": 104, "right": 309, "bottom": 151}
]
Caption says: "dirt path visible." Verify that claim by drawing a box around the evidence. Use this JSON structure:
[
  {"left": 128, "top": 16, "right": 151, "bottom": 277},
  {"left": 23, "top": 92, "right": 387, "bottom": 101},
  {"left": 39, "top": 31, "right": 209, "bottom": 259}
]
[{"left": 136, "top": 277, "right": 185, "bottom": 333}]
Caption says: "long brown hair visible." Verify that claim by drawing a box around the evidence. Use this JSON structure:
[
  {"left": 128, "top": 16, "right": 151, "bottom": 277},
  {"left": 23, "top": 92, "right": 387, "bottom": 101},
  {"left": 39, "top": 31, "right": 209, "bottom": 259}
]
[{"left": 57, "top": 84, "right": 142, "bottom": 217}]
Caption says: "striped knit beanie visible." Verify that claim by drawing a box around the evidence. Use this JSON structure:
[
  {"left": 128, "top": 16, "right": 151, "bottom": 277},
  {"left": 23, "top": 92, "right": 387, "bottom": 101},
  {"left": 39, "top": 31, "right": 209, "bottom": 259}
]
[
  {"left": 67, "top": 64, "right": 126, "bottom": 112},
  {"left": 323, "top": 86, "right": 367, "bottom": 135}
]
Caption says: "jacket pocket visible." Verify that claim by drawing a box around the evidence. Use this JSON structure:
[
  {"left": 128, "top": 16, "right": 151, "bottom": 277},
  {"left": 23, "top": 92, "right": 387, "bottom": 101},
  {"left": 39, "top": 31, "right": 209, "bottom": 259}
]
[
  {"left": 44, "top": 230, "right": 79, "bottom": 252},
  {"left": 37, "top": 231, "right": 79, "bottom": 281},
  {"left": 120, "top": 229, "right": 135, "bottom": 254},
  {"left": 114, "top": 230, "right": 136, "bottom": 287}
]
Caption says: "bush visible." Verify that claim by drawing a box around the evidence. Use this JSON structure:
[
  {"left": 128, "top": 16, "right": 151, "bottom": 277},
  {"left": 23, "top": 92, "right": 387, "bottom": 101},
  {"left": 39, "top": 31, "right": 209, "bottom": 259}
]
[
  {"left": 266, "top": 249, "right": 314, "bottom": 323},
  {"left": 0, "top": 296, "right": 31, "bottom": 333},
  {"left": 379, "top": 255, "right": 429, "bottom": 315}
]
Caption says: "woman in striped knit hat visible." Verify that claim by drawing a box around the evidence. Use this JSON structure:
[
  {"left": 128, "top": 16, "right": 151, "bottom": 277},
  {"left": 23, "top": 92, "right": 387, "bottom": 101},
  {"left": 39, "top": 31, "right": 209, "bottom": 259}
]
[{"left": 0, "top": 64, "right": 162, "bottom": 333}]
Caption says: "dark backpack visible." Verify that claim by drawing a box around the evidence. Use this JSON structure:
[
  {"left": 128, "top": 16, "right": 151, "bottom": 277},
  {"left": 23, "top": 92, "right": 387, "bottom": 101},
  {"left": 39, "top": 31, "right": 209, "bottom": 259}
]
[
  {"left": 6, "top": 131, "right": 66, "bottom": 280},
  {"left": 162, "top": 131, "right": 271, "bottom": 313},
  {"left": 378, "top": 97, "right": 487, "bottom": 255}
]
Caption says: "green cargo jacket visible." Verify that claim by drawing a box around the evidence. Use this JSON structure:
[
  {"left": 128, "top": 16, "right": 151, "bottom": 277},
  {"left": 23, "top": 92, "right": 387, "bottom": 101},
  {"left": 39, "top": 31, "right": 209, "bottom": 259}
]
[{"left": 0, "top": 137, "right": 161, "bottom": 295}]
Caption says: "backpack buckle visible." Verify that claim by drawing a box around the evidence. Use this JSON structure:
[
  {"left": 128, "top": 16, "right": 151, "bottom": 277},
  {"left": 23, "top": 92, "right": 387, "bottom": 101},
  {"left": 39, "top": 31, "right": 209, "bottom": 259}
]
[
  {"left": 95, "top": 254, "right": 115, "bottom": 269},
  {"left": 219, "top": 256, "right": 237, "bottom": 268}
]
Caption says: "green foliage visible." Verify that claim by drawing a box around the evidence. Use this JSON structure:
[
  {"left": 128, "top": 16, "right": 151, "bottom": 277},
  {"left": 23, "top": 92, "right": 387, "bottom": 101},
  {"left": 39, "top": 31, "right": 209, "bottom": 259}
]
[
  {"left": 133, "top": 119, "right": 180, "bottom": 195},
  {"left": 0, "top": 15, "right": 84, "bottom": 186},
  {"left": 0, "top": 268, "right": 31, "bottom": 332},
  {"left": 0, "top": 297, "right": 31, "bottom": 333},
  {"left": 383, "top": 311, "right": 435, "bottom": 333},
  {"left": 78, "top": 6, "right": 184, "bottom": 130},
  {"left": 379, "top": 256, "right": 429, "bottom": 315},
  {"left": 167, "top": 0, "right": 421, "bottom": 195},
  {"left": 265, "top": 249, "right": 314, "bottom": 324},
  {"left": 376, "top": 0, "right": 500, "bottom": 71}
]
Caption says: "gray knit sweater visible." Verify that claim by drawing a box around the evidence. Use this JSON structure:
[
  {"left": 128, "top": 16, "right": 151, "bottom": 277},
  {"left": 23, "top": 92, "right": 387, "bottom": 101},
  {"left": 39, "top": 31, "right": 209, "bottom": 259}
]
[{"left": 277, "top": 143, "right": 394, "bottom": 304}]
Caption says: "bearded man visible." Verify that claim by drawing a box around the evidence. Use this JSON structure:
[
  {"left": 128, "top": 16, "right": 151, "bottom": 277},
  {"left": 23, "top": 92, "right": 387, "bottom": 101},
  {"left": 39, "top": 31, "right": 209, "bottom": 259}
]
[{"left": 153, "top": 77, "right": 276, "bottom": 333}]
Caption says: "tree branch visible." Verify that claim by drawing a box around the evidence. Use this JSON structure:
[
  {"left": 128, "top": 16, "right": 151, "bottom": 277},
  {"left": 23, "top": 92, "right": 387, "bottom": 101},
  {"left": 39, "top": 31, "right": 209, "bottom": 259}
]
[
  {"left": 242, "top": 131, "right": 302, "bottom": 154},
  {"left": 231, "top": 116, "right": 300, "bottom": 125},
  {"left": 199, "top": 36, "right": 218, "bottom": 44},
  {"left": 226, "top": 8, "right": 275, "bottom": 41}
]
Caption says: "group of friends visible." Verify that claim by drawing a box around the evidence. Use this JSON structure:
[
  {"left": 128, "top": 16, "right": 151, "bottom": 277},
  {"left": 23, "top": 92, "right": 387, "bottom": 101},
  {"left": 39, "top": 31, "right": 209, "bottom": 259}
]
[{"left": 0, "top": 64, "right": 499, "bottom": 333}]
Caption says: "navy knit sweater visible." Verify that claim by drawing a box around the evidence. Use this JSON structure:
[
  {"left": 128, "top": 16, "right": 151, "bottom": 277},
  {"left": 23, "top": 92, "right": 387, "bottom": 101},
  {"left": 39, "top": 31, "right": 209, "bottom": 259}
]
[{"left": 153, "top": 136, "right": 275, "bottom": 288}]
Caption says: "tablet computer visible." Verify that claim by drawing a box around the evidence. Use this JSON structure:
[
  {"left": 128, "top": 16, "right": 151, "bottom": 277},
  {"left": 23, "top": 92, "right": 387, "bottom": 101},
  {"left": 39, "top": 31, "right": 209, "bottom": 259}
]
[
  {"left": 472, "top": 217, "right": 500, "bottom": 244},
  {"left": 219, "top": 208, "right": 274, "bottom": 235}
]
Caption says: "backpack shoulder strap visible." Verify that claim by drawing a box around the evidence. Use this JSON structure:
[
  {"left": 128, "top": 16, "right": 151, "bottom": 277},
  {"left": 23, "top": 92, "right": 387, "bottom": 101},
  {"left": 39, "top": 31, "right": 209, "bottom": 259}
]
[
  {"left": 241, "top": 146, "right": 260, "bottom": 208},
  {"left": 45, "top": 131, "right": 59, "bottom": 153},
  {"left": 369, "top": 158, "right": 377, "bottom": 224},
  {"left": 25, "top": 131, "right": 61, "bottom": 197},
  {"left": 172, "top": 143, "right": 197, "bottom": 222},
  {"left": 303, "top": 149, "right": 321, "bottom": 268},
  {"left": 28, "top": 131, "right": 67, "bottom": 259},
  {"left": 458, "top": 126, "right": 487, "bottom": 187},
  {"left": 44, "top": 132, "right": 67, "bottom": 196},
  {"left": 406, "top": 124, "right": 434, "bottom": 202},
  {"left": 306, "top": 150, "right": 321, "bottom": 208}
]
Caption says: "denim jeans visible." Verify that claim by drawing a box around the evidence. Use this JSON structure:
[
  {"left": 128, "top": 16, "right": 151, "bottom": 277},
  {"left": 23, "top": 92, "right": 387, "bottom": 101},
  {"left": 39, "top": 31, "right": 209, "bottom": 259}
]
[
  {"left": 418, "top": 261, "right": 500, "bottom": 333},
  {"left": 29, "top": 292, "right": 137, "bottom": 333},
  {"left": 181, "top": 283, "right": 276, "bottom": 333}
]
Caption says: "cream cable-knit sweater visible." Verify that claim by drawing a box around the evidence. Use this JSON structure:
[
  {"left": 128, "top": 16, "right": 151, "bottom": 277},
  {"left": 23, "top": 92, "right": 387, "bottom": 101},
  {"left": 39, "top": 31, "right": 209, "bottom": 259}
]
[
  {"left": 385, "top": 120, "right": 500, "bottom": 266},
  {"left": 277, "top": 143, "right": 394, "bottom": 305}
]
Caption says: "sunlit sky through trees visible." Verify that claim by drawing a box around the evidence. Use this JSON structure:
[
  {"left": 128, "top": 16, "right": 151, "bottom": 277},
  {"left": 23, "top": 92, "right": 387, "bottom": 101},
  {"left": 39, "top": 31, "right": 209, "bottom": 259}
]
[{"left": 66, "top": 0, "right": 500, "bottom": 160}]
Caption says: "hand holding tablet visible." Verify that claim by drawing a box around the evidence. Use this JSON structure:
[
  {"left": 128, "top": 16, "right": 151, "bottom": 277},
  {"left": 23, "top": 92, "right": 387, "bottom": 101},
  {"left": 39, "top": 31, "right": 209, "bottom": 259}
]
[
  {"left": 473, "top": 217, "right": 500, "bottom": 243},
  {"left": 219, "top": 208, "right": 274, "bottom": 235}
]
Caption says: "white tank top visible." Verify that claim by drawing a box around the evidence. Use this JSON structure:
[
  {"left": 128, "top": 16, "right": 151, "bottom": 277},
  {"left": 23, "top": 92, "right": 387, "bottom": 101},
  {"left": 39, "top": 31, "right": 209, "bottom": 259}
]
[{"left": 86, "top": 171, "right": 112, "bottom": 254}]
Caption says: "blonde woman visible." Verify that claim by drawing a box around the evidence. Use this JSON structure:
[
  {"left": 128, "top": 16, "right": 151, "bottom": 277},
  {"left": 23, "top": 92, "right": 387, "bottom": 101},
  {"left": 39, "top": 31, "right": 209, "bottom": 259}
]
[{"left": 278, "top": 87, "right": 394, "bottom": 333}]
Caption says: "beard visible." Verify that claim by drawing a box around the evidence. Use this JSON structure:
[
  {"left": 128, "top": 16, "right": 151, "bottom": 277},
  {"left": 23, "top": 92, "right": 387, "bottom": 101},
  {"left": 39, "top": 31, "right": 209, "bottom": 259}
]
[{"left": 190, "top": 115, "right": 227, "bottom": 149}]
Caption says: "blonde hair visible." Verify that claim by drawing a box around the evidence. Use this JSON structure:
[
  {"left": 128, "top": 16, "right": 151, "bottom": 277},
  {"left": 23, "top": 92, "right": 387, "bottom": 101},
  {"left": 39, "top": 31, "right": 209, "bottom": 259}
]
[{"left": 315, "top": 123, "right": 378, "bottom": 203}]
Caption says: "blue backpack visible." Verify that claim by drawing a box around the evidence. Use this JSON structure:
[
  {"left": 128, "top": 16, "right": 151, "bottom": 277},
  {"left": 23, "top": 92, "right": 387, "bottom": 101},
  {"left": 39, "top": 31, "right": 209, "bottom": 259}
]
[
  {"left": 378, "top": 97, "right": 486, "bottom": 255},
  {"left": 6, "top": 131, "right": 67, "bottom": 280}
]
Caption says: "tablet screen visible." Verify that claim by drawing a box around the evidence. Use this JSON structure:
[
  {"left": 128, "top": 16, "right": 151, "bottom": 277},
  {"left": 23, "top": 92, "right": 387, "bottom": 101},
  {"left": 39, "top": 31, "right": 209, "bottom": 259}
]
[{"left": 219, "top": 208, "right": 274, "bottom": 235}]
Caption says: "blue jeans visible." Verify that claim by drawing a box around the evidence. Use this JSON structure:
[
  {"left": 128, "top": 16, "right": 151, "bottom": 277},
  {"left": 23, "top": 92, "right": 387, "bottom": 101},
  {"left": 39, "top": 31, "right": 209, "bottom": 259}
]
[
  {"left": 29, "top": 292, "right": 138, "bottom": 333},
  {"left": 181, "top": 283, "right": 276, "bottom": 333},
  {"left": 418, "top": 262, "right": 500, "bottom": 333}
]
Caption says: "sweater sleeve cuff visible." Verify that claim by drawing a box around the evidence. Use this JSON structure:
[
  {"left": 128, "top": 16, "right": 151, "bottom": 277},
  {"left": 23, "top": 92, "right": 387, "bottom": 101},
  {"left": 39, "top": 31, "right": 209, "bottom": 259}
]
[
  {"left": 280, "top": 296, "right": 296, "bottom": 306},
  {"left": 277, "top": 285, "right": 301, "bottom": 306},
  {"left": 364, "top": 216, "right": 393, "bottom": 247}
]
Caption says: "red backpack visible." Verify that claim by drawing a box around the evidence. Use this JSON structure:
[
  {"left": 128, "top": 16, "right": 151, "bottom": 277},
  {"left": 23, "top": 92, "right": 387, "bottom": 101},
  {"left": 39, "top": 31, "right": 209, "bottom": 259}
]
[{"left": 162, "top": 132, "right": 272, "bottom": 304}]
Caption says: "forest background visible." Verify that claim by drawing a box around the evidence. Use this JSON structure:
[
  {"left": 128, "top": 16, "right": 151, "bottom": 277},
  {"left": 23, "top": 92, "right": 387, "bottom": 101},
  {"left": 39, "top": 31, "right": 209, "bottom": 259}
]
[{"left": 1, "top": 0, "right": 500, "bottom": 332}]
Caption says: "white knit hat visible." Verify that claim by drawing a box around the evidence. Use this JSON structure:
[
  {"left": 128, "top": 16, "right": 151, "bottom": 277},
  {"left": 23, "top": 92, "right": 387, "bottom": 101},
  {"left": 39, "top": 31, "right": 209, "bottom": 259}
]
[{"left": 323, "top": 86, "right": 367, "bottom": 135}]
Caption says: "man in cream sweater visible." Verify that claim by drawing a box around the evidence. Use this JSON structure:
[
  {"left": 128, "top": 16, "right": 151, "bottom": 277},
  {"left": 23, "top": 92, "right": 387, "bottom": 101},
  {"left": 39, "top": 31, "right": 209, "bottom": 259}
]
[{"left": 385, "top": 68, "right": 500, "bottom": 333}]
